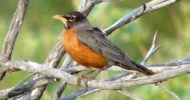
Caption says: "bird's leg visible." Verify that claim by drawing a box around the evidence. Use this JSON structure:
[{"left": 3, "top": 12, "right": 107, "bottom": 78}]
[
  {"left": 81, "top": 67, "right": 107, "bottom": 79},
  {"left": 81, "top": 70, "right": 95, "bottom": 78},
  {"left": 77, "top": 66, "right": 110, "bottom": 89},
  {"left": 91, "top": 70, "right": 102, "bottom": 79},
  {"left": 77, "top": 70, "right": 98, "bottom": 88},
  {"left": 91, "top": 66, "right": 110, "bottom": 79}
]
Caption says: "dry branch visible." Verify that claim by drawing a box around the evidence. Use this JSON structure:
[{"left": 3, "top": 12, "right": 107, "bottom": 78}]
[
  {"left": 0, "top": 0, "right": 29, "bottom": 80},
  {"left": 0, "top": 60, "right": 190, "bottom": 88},
  {"left": 0, "top": 60, "right": 189, "bottom": 99}
]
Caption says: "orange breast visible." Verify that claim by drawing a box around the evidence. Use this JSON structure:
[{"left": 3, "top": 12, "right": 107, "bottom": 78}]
[{"left": 62, "top": 28, "right": 108, "bottom": 69}]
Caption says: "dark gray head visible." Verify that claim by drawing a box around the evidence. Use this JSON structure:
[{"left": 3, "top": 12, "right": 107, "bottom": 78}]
[{"left": 54, "top": 11, "right": 90, "bottom": 29}]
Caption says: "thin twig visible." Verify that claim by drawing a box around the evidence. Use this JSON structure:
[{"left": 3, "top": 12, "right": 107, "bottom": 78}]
[
  {"left": 157, "top": 84, "right": 181, "bottom": 100},
  {"left": 17, "top": 73, "right": 35, "bottom": 85},
  {"left": 117, "top": 89, "right": 142, "bottom": 100},
  {"left": 141, "top": 31, "right": 161, "bottom": 66}
]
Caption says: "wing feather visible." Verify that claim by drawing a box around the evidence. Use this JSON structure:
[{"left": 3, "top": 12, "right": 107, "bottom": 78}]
[{"left": 76, "top": 27, "right": 136, "bottom": 68}]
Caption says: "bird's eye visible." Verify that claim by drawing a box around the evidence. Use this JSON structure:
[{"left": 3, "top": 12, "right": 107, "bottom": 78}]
[{"left": 69, "top": 15, "right": 76, "bottom": 21}]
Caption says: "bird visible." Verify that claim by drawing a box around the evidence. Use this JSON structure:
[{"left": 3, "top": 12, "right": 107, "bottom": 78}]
[{"left": 53, "top": 11, "right": 155, "bottom": 76}]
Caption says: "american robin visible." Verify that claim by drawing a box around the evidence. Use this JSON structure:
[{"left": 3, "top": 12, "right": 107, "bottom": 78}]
[{"left": 54, "top": 11, "right": 155, "bottom": 76}]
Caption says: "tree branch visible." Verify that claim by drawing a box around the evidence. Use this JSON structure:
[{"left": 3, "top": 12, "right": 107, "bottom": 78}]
[
  {"left": 0, "top": 0, "right": 29, "bottom": 80},
  {"left": 0, "top": 75, "right": 55, "bottom": 99},
  {"left": 1, "top": 0, "right": 29, "bottom": 60},
  {"left": 104, "top": 0, "right": 178, "bottom": 35},
  {"left": 60, "top": 72, "right": 132, "bottom": 100},
  {"left": 0, "top": 60, "right": 188, "bottom": 99},
  {"left": 0, "top": 60, "right": 189, "bottom": 90}
]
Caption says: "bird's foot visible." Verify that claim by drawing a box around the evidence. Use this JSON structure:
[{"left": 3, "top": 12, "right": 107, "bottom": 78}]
[{"left": 77, "top": 76, "right": 93, "bottom": 90}]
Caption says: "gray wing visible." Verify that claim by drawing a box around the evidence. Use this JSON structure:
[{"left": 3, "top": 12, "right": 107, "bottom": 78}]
[{"left": 76, "top": 27, "right": 136, "bottom": 68}]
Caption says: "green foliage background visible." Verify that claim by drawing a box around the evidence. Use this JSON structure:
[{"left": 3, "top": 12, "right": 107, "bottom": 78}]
[{"left": 0, "top": 0, "right": 190, "bottom": 100}]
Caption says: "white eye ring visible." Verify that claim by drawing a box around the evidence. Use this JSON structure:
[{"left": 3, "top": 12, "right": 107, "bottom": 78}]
[{"left": 69, "top": 15, "right": 76, "bottom": 21}]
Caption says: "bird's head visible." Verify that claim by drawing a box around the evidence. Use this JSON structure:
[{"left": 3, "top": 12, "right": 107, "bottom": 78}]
[{"left": 53, "top": 11, "right": 90, "bottom": 29}]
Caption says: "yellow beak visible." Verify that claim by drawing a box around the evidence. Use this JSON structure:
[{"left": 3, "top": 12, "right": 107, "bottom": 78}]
[{"left": 53, "top": 15, "right": 67, "bottom": 23}]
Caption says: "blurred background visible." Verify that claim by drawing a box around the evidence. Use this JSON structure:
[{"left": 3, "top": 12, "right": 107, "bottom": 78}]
[{"left": 0, "top": 0, "right": 190, "bottom": 100}]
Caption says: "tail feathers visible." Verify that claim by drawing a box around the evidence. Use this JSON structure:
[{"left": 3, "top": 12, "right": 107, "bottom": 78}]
[
  {"left": 130, "top": 61, "right": 155, "bottom": 76},
  {"left": 121, "top": 61, "right": 155, "bottom": 76}
]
